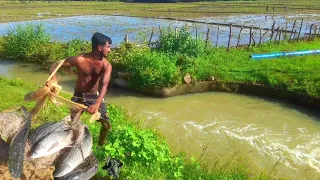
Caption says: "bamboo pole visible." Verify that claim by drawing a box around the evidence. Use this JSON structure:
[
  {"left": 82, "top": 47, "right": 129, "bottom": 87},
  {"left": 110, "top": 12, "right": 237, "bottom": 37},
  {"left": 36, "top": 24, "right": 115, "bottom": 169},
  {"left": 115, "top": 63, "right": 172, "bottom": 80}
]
[
  {"left": 290, "top": 19, "right": 297, "bottom": 40},
  {"left": 274, "top": 26, "right": 279, "bottom": 43},
  {"left": 309, "top": 24, "right": 314, "bottom": 41},
  {"left": 216, "top": 25, "right": 220, "bottom": 48},
  {"left": 47, "top": 60, "right": 65, "bottom": 82},
  {"left": 205, "top": 28, "right": 210, "bottom": 45},
  {"left": 236, "top": 26, "right": 243, "bottom": 48},
  {"left": 261, "top": 29, "right": 270, "bottom": 43},
  {"left": 227, "top": 23, "right": 232, "bottom": 51},
  {"left": 248, "top": 27, "right": 253, "bottom": 48},
  {"left": 297, "top": 18, "right": 304, "bottom": 40},
  {"left": 284, "top": 22, "right": 288, "bottom": 39},
  {"left": 270, "top": 21, "right": 276, "bottom": 40},
  {"left": 259, "top": 25, "right": 262, "bottom": 44},
  {"left": 148, "top": 27, "right": 154, "bottom": 46}
]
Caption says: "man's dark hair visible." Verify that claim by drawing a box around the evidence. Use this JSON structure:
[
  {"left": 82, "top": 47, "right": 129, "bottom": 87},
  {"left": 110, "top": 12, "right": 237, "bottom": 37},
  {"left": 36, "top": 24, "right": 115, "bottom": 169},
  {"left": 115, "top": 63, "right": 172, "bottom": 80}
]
[{"left": 91, "top": 32, "right": 112, "bottom": 50}]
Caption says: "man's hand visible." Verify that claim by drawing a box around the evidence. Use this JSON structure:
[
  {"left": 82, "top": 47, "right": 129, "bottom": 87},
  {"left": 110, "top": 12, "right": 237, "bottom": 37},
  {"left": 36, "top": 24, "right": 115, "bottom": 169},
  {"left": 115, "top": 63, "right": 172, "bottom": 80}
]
[{"left": 87, "top": 102, "right": 101, "bottom": 114}]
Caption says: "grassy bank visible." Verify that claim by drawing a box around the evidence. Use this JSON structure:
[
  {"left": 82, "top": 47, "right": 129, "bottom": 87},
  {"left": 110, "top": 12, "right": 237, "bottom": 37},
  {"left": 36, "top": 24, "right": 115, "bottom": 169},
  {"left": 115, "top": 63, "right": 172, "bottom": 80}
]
[
  {"left": 0, "top": 76, "right": 273, "bottom": 179},
  {"left": 0, "top": 0, "right": 319, "bottom": 22},
  {"left": 111, "top": 27, "right": 320, "bottom": 98},
  {"left": 0, "top": 24, "right": 320, "bottom": 99}
]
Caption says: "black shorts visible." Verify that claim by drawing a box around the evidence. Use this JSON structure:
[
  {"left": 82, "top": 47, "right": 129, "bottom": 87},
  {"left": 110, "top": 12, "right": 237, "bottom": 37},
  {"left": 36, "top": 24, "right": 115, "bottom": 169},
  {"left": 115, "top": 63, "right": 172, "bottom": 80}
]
[{"left": 71, "top": 92, "right": 109, "bottom": 122}]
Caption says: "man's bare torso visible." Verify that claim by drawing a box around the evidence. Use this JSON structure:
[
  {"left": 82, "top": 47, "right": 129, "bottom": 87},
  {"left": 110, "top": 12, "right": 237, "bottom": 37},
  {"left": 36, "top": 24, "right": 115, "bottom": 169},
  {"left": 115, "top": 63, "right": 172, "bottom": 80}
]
[{"left": 73, "top": 54, "right": 106, "bottom": 94}]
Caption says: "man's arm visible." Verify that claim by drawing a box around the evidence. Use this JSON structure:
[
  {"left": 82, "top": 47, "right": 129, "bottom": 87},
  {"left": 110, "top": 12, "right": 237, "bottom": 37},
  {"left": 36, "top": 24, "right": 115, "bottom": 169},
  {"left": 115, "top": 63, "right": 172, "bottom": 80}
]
[{"left": 87, "top": 62, "right": 112, "bottom": 114}]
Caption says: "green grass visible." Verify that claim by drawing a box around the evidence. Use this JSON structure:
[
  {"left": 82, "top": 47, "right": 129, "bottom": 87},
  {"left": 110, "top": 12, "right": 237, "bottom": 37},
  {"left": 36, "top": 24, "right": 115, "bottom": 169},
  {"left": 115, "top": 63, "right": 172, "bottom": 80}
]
[
  {"left": 0, "top": 76, "right": 274, "bottom": 179},
  {"left": 0, "top": 0, "right": 319, "bottom": 23}
]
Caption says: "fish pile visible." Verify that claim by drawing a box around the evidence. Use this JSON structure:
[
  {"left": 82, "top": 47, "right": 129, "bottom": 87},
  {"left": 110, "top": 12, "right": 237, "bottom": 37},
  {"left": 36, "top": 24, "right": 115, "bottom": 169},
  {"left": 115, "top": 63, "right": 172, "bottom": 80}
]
[{"left": 0, "top": 107, "right": 98, "bottom": 180}]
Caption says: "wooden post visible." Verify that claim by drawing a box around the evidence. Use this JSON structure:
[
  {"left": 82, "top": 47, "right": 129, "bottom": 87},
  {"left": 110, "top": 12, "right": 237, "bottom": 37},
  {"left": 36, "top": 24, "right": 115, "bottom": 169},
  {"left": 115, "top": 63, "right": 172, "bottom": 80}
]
[
  {"left": 216, "top": 25, "right": 220, "bottom": 48},
  {"left": 309, "top": 24, "right": 314, "bottom": 41},
  {"left": 259, "top": 26, "right": 262, "bottom": 44},
  {"left": 196, "top": 28, "right": 198, "bottom": 40},
  {"left": 313, "top": 25, "right": 318, "bottom": 39},
  {"left": 124, "top": 34, "right": 129, "bottom": 43},
  {"left": 227, "top": 23, "right": 232, "bottom": 51},
  {"left": 290, "top": 19, "right": 297, "bottom": 40},
  {"left": 148, "top": 27, "right": 154, "bottom": 47},
  {"left": 205, "top": 28, "right": 210, "bottom": 45},
  {"left": 274, "top": 26, "right": 280, "bottom": 43},
  {"left": 261, "top": 29, "right": 270, "bottom": 43},
  {"left": 304, "top": 23, "right": 308, "bottom": 37},
  {"left": 159, "top": 25, "right": 162, "bottom": 36},
  {"left": 236, "top": 26, "right": 243, "bottom": 48},
  {"left": 297, "top": 18, "right": 304, "bottom": 40},
  {"left": 175, "top": 27, "right": 178, "bottom": 38},
  {"left": 248, "top": 27, "right": 253, "bottom": 48},
  {"left": 270, "top": 21, "right": 276, "bottom": 40},
  {"left": 278, "top": 28, "right": 283, "bottom": 41},
  {"left": 284, "top": 22, "right": 288, "bottom": 39}
]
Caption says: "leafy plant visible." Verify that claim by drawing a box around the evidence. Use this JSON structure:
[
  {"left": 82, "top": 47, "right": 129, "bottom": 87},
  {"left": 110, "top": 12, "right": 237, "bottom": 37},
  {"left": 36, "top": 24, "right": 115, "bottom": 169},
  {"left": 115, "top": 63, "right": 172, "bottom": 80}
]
[
  {"left": 156, "top": 26, "right": 208, "bottom": 57},
  {"left": 3, "top": 24, "right": 51, "bottom": 64}
]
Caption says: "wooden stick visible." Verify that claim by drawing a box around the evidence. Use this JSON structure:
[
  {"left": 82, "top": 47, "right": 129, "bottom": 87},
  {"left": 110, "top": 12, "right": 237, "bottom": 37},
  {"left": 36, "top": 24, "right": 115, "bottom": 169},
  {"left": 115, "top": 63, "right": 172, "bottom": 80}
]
[
  {"left": 216, "top": 25, "right": 220, "bottom": 48},
  {"left": 227, "top": 23, "right": 232, "bottom": 51},
  {"left": 248, "top": 27, "right": 253, "bottom": 48},
  {"left": 148, "top": 27, "right": 154, "bottom": 46},
  {"left": 297, "top": 18, "right": 304, "bottom": 40},
  {"left": 47, "top": 60, "right": 65, "bottom": 82},
  {"left": 284, "top": 22, "right": 288, "bottom": 39},
  {"left": 309, "top": 24, "right": 314, "bottom": 41},
  {"left": 274, "top": 26, "right": 280, "bottom": 43},
  {"left": 259, "top": 26, "right": 262, "bottom": 44},
  {"left": 205, "top": 28, "right": 210, "bottom": 45},
  {"left": 237, "top": 26, "right": 243, "bottom": 48},
  {"left": 290, "top": 19, "right": 297, "bottom": 40},
  {"left": 49, "top": 92, "right": 88, "bottom": 110},
  {"left": 270, "top": 21, "right": 276, "bottom": 40},
  {"left": 261, "top": 29, "right": 269, "bottom": 43}
]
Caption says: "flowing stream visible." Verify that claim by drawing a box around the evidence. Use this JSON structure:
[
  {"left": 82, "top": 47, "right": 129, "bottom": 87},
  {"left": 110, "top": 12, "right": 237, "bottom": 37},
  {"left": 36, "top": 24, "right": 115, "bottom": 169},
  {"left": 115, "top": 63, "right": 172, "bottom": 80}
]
[{"left": 0, "top": 59, "right": 320, "bottom": 179}]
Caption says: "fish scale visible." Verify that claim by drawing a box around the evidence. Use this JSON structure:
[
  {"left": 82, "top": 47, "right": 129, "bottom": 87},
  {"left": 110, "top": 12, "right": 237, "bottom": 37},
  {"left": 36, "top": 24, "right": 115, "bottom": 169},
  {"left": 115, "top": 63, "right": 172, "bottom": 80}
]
[
  {"left": 29, "top": 121, "right": 69, "bottom": 147},
  {"left": 53, "top": 126, "right": 93, "bottom": 177},
  {"left": 55, "top": 153, "right": 98, "bottom": 180},
  {"left": 8, "top": 108, "right": 31, "bottom": 179},
  {"left": 30, "top": 130, "right": 70, "bottom": 159}
]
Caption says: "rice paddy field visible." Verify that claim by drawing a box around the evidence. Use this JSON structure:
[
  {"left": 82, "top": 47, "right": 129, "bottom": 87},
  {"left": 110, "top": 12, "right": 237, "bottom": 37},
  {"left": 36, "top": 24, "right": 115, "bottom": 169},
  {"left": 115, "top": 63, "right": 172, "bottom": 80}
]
[{"left": 0, "top": 0, "right": 320, "bottom": 23}]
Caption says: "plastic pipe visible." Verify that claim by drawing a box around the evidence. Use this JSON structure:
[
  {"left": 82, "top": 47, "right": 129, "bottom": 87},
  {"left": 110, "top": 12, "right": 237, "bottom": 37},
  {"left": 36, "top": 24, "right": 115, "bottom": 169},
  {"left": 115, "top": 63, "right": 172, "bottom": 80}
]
[{"left": 250, "top": 50, "right": 320, "bottom": 60}]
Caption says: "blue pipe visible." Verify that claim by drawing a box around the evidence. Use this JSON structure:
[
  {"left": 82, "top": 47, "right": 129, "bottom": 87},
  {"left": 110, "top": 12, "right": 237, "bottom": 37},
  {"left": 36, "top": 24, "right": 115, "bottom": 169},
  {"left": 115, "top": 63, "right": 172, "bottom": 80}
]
[{"left": 250, "top": 50, "right": 320, "bottom": 60}]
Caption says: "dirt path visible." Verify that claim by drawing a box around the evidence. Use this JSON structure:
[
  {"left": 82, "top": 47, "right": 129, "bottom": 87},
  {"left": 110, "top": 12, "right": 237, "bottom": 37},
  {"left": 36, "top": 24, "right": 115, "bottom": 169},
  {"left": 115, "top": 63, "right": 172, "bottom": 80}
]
[{"left": 0, "top": 163, "right": 54, "bottom": 180}]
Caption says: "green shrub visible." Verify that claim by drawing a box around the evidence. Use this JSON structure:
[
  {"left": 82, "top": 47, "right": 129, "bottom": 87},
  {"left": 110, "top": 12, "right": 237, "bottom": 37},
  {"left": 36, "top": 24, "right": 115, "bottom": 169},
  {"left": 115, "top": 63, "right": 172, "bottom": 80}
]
[
  {"left": 64, "top": 38, "right": 91, "bottom": 58},
  {"left": 156, "top": 26, "right": 208, "bottom": 57},
  {"left": 126, "top": 51, "right": 181, "bottom": 89},
  {"left": 2, "top": 24, "right": 51, "bottom": 63}
]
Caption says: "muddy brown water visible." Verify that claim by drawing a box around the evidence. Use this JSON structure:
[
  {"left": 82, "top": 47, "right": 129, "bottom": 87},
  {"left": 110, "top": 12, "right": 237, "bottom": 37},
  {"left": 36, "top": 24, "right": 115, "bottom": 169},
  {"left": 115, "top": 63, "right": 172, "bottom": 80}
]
[{"left": 1, "top": 59, "right": 320, "bottom": 179}]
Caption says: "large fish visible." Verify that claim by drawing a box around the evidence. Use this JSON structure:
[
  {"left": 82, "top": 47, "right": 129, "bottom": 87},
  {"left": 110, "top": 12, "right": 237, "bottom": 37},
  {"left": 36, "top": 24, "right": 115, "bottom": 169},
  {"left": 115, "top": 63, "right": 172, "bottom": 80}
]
[
  {"left": 54, "top": 153, "right": 98, "bottom": 180},
  {"left": 53, "top": 125, "right": 93, "bottom": 177},
  {"left": 30, "top": 130, "right": 72, "bottom": 159},
  {"left": 29, "top": 121, "right": 70, "bottom": 147},
  {"left": 8, "top": 106, "right": 31, "bottom": 179}
]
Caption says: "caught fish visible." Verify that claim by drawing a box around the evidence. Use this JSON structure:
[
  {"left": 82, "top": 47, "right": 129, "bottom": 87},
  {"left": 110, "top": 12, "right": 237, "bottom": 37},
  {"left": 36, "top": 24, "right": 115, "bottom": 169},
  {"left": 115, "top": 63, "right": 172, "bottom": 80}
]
[
  {"left": 54, "top": 153, "right": 98, "bottom": 180},
  {"left": 53, "top": 125, "right": 93, "bottom": 177},
  {"left": 29, "top": 121, "right": 70, "bottom": 147},
  {"left": 8, "top": 106, "right": 31, "bottom": 178},
  {"left": 30, "top": 130, "right": 72, "bottom": 159}
]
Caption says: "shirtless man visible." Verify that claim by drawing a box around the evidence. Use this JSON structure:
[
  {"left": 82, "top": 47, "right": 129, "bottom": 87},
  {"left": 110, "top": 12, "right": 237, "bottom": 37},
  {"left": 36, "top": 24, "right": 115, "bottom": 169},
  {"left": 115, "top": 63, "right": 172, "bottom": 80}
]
[{"left": 48, "top": 32, "right": 112, "bottom": 146}]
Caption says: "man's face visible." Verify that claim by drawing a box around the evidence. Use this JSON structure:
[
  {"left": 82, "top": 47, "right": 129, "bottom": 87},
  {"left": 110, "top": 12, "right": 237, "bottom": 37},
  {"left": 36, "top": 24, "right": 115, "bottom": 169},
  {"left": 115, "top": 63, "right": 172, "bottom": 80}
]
[{"left": 100, "top": 42, "right": 111, "bottom": 58}]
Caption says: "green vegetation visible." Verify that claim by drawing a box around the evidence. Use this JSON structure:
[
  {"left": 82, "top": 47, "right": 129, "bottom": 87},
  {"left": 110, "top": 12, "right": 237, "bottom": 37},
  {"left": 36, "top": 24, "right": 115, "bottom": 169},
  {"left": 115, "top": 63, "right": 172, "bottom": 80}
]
[
  {"left": 0, "top": 24, "right": 320, "bottom": 98},
  {"left": 1, "top": 24, "right": 90, "bottom": 66},
  {"left": 110, "top": 27, "right": 320, "bottom": 98},
  {"left": 0, "top": 0, "right": 319, "bottom": 23},
  {"left": 0, "top": 76, "right": 273, "bottom": 179}
]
